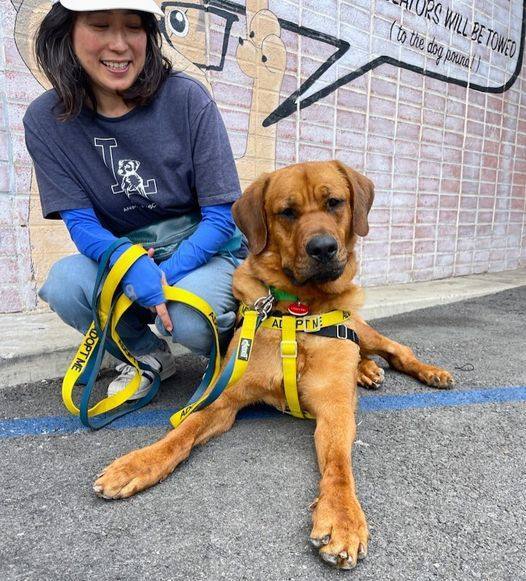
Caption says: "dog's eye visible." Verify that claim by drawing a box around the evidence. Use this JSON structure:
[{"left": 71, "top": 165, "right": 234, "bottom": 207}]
[
  {"left": 279, "top": 207, "right": 297, "bottom": 219},
  {"left": 326, "top": 198, "right": 343, "bottom": 210}
]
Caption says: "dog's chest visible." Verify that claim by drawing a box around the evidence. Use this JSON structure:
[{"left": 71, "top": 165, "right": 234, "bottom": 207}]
[{"left": 246, "top": 326, "right": 360, "bottom": 398}]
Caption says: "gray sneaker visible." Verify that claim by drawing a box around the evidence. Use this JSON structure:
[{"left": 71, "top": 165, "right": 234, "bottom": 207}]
[{"left": 107, "top": 340, "right": 177, "bottom": 400}]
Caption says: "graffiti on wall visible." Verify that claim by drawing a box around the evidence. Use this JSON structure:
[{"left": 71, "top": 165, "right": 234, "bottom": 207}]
[
  {"left": 263, "top": 0, "right": 525, "bottom": 124},
  {"left": 130, "top": 1, "right": 526, "bottom": 125},
  {"left": 9, "top": 0, "right": 524, "bottom": 293},
  {"left": 14, "top": 0, "right": 525, "bottom": 154}
]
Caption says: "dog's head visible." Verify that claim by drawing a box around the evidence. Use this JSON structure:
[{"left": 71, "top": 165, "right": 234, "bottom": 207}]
[
  {"left": 117, "top": 159, "right": 140, "bottom": 177},
  {"left": 232, "top": 161, "right": 374, "bottom": 288}
]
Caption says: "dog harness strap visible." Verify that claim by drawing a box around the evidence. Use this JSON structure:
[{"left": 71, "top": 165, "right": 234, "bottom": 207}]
[
  {"left": 239, "top": 303, "right": 351, "bottom": 331},
  {"left": 239, "top": 302, "right": 357, "bottom": 421},
  {"left": 281, "top": 316, "right": 305, "bottom": 419},
  {"left": 310, "top": 325, "right": 360, "bottom": 346}
]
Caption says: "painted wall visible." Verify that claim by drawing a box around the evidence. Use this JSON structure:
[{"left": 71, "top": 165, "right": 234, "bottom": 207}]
[{"left": 1, "top": 0, "right": 525, "bottom": 313}]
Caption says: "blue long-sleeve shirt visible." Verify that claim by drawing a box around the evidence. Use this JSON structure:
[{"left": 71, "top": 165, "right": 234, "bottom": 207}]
[{"left": 61, "top": 204, "right": 237, "bottom": 306}]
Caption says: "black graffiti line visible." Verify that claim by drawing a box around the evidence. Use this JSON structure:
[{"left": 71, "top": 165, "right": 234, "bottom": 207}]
[
  {"left": 211, "top": 0, "right": 526, "bottom": 126},
  {"left": 208, "top": 0, "right": 352, "bottom": 122},
  {"left": 160, "top": 1, "right": 239, "bottom": 72}
]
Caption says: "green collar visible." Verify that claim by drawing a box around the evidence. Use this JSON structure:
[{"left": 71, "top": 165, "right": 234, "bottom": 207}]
[{"left": 269, "top": 286, "right": 299, "bottom": 302}]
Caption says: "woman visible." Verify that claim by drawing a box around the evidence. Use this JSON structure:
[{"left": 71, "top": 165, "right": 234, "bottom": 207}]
[{"left": 23, "top": 0, "right": 243, "bottom": 399}]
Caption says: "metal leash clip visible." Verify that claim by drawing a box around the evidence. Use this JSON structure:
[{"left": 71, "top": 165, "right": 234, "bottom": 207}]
[{"left": 253, "top": 291, "right": 275, "bottom": 321}]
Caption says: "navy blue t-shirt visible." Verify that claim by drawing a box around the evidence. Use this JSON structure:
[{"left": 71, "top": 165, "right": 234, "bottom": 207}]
[{"left": 23, "top": 73, "right": 242, "bottom": 236}]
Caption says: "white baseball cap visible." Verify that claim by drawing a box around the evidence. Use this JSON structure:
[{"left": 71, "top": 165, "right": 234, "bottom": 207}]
[{"left": 52, "top": 0, "right": 164, "bottom": 17}]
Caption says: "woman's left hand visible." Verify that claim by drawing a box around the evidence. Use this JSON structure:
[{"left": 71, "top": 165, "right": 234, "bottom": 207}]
[{"left": 147, "top": 248, "right": 173, "bottom": 333}]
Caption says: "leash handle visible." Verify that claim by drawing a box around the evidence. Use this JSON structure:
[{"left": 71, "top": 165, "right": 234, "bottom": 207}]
[
  {"left": 62, "top": 243, "right": 162, "bottom": 428},
  {"left": 63, "top": 247, "right": 229, "bottom": 430}
]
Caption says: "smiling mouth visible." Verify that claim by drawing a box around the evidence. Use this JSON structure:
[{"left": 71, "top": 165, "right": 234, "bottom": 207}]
[{"left": 101, "top": 60, "right": 131, "bottom": 72}]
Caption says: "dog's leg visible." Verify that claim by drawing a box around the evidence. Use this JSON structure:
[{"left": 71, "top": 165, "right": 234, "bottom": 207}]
[
  {"left": 93, "top": 387, "right": 255, "bottom": 500},
  {"left": 308, "top": 393, "right": 368, "bottom": 569},
  {"left": 354, "top": 315, "right": 454, "bottom": 388}
]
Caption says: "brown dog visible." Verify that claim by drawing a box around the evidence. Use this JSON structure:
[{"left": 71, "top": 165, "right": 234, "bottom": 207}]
[{"left": 94, "top": 161, "right": 453, "bottom": 569}]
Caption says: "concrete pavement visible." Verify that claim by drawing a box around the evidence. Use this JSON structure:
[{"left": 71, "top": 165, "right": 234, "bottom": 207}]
[{"left": 1, "top": 286, "right": 525, "bottom": 580}]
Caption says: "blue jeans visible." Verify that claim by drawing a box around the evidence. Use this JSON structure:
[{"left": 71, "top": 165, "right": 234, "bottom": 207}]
[{"left": 39, "top": 254, "right": 239, "bottom": 357}]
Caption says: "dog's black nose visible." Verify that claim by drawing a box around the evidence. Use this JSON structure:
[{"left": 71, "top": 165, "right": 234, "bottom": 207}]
[{"left": 306, "top": 235, "right": 338, "bottom": 263}]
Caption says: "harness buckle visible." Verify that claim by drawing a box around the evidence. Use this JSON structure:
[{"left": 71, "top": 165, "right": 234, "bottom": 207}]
[
  {"left": 336, "top": 325, "right": 348, "bottom": 340},
  {"left": 281, "top": 340, "right": 298, "bottom": 358},
  {"left": 254, "top": 291, "right": 275, "bottom": 321}
]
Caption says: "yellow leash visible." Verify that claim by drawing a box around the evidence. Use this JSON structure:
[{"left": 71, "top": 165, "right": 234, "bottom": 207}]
[
  {"left": 62, "top": 246, "right": 146, "bottom": 418},
  {"left": 62, "top": 243, "right": 262, "bottom": 429}
]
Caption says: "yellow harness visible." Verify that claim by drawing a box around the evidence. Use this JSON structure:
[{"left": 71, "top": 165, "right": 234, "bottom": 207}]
[{"left": 239, "top": 302, "right": 353, "bottom": 419}]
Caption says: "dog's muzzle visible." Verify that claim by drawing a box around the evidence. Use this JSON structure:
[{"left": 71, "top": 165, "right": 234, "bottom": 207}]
[{"left": 289, "top": 235, "right": 345, "bottom": 284}]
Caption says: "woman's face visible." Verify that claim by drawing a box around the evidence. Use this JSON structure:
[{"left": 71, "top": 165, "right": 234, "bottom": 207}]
[{"left": 72, "top": 10, "right": 147, "bottom": 98}]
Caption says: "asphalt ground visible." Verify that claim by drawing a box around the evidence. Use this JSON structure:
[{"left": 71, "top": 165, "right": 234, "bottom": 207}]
[{"left": 1, "top": 286, "right": 525, "bottom": 581}]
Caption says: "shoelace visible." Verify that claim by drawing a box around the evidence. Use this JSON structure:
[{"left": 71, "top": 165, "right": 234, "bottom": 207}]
[
  {"left": 114, "top": 362, "right": 139, "bottom": 379},
  {"left": 115, "top": 353, "right": 161, "bottom": 378}
]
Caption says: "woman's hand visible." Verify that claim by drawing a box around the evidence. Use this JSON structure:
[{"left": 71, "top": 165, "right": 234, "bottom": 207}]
[
  {"left": 147, "top": 248, "right": 173, "bottom": 333},
  {"left": 121, "top": 250, "right": 173, "bottom": 333}
]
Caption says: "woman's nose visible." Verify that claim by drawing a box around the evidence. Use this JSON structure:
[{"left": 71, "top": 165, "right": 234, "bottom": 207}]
[{"left": 107, "top": 29, "right": 128, "bottom": 52}]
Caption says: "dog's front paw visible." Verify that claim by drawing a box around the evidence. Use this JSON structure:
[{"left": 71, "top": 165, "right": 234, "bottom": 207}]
[
  {"left": 93, "top": 447, "right": 172, "bottom": 500},
  {"left": 357, "top": 358, "right": 385, "bottom": 389},
  {"left": 417, "top": 364, "right": 454, "bottom": 389},
  {"left": 310, "top": 496, "right": 368, "bottom": 569}
]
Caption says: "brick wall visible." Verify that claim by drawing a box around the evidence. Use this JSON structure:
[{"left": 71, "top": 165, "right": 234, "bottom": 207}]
[{"left": 0, "top": 0, "right": 525, "bottom": 313}]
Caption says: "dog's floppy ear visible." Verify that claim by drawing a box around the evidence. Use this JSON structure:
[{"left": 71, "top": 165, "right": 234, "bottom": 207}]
[
  {"left": 332, "top": 160, "right": 374, "bottom": 237},
  {"left": 232, "top": 173, "right": 270, "bottom": 255}
]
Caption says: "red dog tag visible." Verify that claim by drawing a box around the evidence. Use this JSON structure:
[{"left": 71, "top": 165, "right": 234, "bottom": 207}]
[{"left": 288, "top": 301, "right": 310, "bottom": 316}]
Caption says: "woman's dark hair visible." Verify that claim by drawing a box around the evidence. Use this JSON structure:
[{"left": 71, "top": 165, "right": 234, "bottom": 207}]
[{"left": 35, "top": 4, "right": 172, "bottom": 120}]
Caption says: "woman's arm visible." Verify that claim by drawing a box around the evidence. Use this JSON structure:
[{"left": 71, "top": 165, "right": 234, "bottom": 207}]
[
  {"left": 61, "top": 208, "right": 166, "bottom": 311},
  {"left": 157, "top": 86, "right": 244, "bottom": 285},
  {"left": 158, "top": 203, "right": 237, "bottom": 285},
  {"left": 61, "top": 207, "right": 125, "bottom": 264}
]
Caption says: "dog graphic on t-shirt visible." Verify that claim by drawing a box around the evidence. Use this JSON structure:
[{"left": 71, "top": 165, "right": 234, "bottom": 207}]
[{"left": 117, "top": 159, "right": 151, "bottom": 199}]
